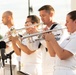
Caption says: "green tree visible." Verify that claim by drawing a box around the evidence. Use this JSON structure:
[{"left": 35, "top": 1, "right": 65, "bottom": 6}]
[{"left": 0, "top": 34, "right": 3, "bottom": 39}]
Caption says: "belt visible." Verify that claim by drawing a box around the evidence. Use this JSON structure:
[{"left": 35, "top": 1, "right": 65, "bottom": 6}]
[{"left": 17, "top": 71, "right": 29, "bottom": 75}]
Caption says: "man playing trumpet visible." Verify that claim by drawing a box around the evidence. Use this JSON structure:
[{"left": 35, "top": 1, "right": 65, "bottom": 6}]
[
  {"left": 38, "top": 5, "right": 64, "bottom": 75},
  {"left": 9, "top": 15, "right": 43, "bottom": 75}
]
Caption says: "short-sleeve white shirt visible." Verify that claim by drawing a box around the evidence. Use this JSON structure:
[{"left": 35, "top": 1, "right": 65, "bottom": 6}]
[
  {"left": 55, "top": 31, "right": 76, "bottom": 69},
  {"left": 40, "top": 23, "right": 64, "bottom": 75},
  {"left": 21, "top": 36, "right": 42, "bottom": 74}
]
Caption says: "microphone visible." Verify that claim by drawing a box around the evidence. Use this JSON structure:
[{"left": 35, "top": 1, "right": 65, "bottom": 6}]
[
  {"left": 0, "top": 41, "right": 6, "bottom": 66},
  {"left": 0, "top": 41, "right": 6, "bottom": 49},
  {"left": 0, "top": 41, "right": 15, "bottom": 67}
]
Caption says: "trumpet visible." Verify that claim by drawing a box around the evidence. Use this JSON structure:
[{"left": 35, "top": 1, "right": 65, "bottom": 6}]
[
  {"left": 0, "top": 27, "right": 66, "bottom": 42},
  {"left": 0, "top": 22, "right": 67, "bottom": 43},
  {"left": 0, "top": 23, "right": 43, "bottom": 42},
  {"left": 22, "top": 27, "right": 67, "bottom": 41},
  {"left": 16, "top": 23, "right": 44, "bottom": 31}
]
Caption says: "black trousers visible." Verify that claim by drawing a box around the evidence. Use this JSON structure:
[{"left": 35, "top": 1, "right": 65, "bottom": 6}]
[{"left": 17, "top": 71, "right": 29, "bottom": 75}]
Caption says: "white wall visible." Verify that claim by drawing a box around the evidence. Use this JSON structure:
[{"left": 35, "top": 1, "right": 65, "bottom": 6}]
[{"left": 71, "top": 0, "right": 76, "bottom": 10}]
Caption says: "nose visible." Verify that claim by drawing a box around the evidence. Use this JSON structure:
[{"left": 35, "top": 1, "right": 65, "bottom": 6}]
[
  {"left": 65, "top": 22, "right": 67, "bottom": 26},
  {"left": 24, "top": 22, "right": 29, "bottom": 27},
  {"left": 41, "top": 17, "right": 44, "bottom": 20}
]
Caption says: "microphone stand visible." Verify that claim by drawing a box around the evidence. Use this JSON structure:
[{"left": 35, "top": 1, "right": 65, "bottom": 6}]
[
  {"left": 1, "top": 49, "right": 14, "bottom": 75},
  {"left": 5, "top": 51, "right": 14, "bottom": 75},
  {"left": 0, "top": 41, "right": 14, "bottom": 75}
]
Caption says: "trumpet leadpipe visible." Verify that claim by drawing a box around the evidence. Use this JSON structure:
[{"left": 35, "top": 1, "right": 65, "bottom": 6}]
[
  {"left": 16, "top": 23, "right": 44, "bottom": 31},
  {"left": 22, "top": 28, "right": 66, "bottom": 39}
]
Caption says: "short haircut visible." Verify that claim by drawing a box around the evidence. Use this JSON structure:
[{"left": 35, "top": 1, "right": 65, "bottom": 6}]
[
  {"left": 67, "top": 10, "right": 76, "bottom": 21},
  {"left": 27, "top": 15, "right": 40, "bottom": 23},
  {"left": 38, "top": 5, "right": 55, "bottom": 14}
]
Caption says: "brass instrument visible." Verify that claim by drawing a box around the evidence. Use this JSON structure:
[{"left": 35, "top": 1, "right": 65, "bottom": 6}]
[
  {"left": 0, "top": 23, "right": 44, "bottom": 42},
  {"left": 22, "top": 27, "right": 66, "bottom": 41},
  {"left": 0, "top": 22, "right": 67, "bottom": 42}
]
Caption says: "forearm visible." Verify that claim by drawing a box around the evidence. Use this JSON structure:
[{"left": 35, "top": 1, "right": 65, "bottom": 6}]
[
  {"left": 46, "top": 41, "right": 56, "bottom": 57},
  {"left": 51, "top": 39, "right": 63, "bottom": 57},
  {"left": 12, "top": 41, "right": 21, "bottom": 56},
  {"left": 44, "top": 33, "right": 73, "bottom": 60},
  {"left": 16, "top": 40, "right": 35, "bottom": 55},
  {"left": 50, "top": 39, "right": 72, "bottom": 60}
]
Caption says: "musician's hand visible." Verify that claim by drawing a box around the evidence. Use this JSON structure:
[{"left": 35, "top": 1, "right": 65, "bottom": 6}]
[
  {"left": 9, "top": 35, "right": 17, "bottom": 43},
  {"left": 26, "top": 26, "right": 38, "bottom": 34},
  {"left": 7, "top": 31, "right": 11, "bottom": 36},
  {"left": 42, "top": 32, "right": 55, "bottom": 42}
]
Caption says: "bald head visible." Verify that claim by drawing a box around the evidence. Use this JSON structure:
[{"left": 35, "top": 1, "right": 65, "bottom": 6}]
[
  {"left": 3, "top": 11, "right": 13, "bottom": 18},
  {"left": 2, "top": 11, "right": 14, "bottom": 28}
]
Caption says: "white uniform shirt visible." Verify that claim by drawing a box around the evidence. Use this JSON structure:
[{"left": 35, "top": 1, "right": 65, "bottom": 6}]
[
  {"left": 55, "top": 31, "right": 76, "bottom": 70},
  {"left": 40, "top": 23, "right": 64, "bottom": 75},
  {"left": 3, "top": 26, "right": 19, "bottom": 70},
  {"left": 21, "top": 36, "right": 42, "bottom": 75}
]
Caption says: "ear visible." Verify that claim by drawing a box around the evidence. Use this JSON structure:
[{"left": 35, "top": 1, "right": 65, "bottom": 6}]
[
  {"left": 33, "top": 22, "right": 38, "bottom": 28},
  {"left": 49, "top": 11, "right": 54, "bottom": 17},
  {"left": 74, "top": 19, "right": 76, "bottom": 23}
]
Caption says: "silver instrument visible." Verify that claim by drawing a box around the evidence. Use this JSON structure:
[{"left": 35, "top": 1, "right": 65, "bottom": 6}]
[
  {"left": 0, "top": 23, "right": 44, "bottom": 42},
  {"left": 0, "top": 23, "right": 66, "bottom": 42},
  {"left": 22, "top": 28, "right": 66, "bottom": 41}
]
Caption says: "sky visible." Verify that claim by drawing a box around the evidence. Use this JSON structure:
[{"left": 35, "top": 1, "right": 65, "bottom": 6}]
[
  {"left": 0, "top": 0, "right": 27, "bottom": 27},
  {"left": 0, "top": 0, "right": 71, "bottom": 36}
]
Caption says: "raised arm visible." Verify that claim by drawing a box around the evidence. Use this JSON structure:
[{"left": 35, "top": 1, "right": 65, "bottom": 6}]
[
  {"left": 43, "top": 33, "right": 73, "bottom": 60},
  {"left": 10, "top": 36, "right": 36, "bottom": 55}
]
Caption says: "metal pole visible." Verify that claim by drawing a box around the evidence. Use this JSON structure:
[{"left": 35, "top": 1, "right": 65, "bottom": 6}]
[{"left": 28, "top": 0, "right": 30, "bottom": 15}]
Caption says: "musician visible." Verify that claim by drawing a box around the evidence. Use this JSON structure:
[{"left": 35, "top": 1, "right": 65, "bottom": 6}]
[
  {"left": 38, "top": 5, "right": 64, "bottom": 75},
  {"left": 43, "top": 10, "right": 76, "bottom": 75},
  {"left": 2, "top": 10, "right": 20, "bottom": 70},
  {"left": 9, "top": 15, "right": 42, "bottom": 75}
]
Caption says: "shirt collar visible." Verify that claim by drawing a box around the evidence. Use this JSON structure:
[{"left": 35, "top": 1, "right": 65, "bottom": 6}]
[
  {"left": 70, "top": 31, "right": 76, "bottom": 39},
  {"left": 8, "top": 26, "right": 14, "bottom": 31}
]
